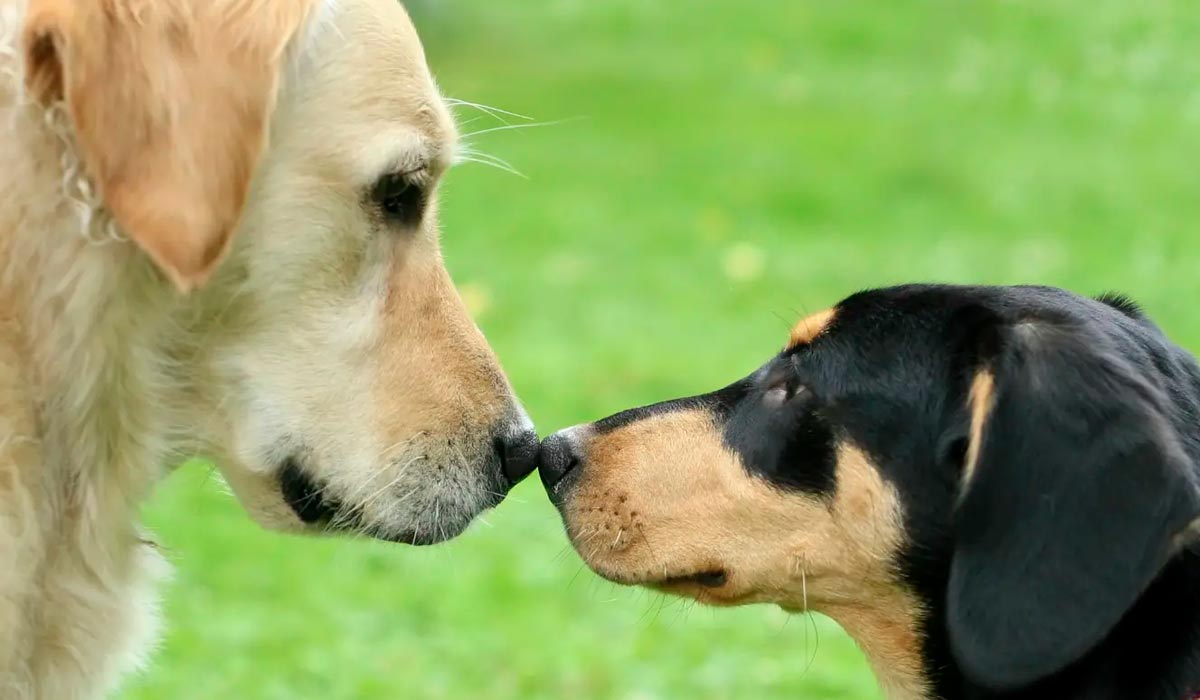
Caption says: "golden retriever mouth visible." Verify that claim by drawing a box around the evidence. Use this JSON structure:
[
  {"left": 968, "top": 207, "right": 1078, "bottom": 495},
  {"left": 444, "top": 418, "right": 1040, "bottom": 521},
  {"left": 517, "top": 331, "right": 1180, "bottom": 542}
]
[
  {"left": 278, "top": 458, "right": 495, "bottom": 546},
  {"left": 279, "top": 458, "right": 342, "bottom": 525}
]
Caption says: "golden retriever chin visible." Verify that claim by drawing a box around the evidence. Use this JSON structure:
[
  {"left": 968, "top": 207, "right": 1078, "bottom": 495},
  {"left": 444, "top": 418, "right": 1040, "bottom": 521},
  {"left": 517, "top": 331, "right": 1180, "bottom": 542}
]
[{"left": 0, "top": 0, "right": 536, "bottom": 696}]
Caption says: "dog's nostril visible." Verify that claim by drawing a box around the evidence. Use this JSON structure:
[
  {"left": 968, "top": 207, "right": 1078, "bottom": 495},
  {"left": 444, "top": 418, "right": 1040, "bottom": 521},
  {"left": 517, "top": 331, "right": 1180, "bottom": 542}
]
[
  {"left": 537, "top": 428, "right": 587, "bottom": 491},
  {"left": 496, "top": 429, "right": 540, "bottom": 486}
]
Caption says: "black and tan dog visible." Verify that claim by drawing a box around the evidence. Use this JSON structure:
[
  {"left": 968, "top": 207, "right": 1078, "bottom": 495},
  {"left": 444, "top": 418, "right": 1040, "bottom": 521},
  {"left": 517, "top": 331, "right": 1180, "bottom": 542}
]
[{"left": 539, "top": 284, "right": 1200, "bottom": 700}]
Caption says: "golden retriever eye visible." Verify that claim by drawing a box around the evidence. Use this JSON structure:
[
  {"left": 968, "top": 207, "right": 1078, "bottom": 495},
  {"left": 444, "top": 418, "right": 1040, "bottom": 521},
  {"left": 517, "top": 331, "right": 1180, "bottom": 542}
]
[{"left": 371, "top": 171, "right": 426, "bottom": 227}]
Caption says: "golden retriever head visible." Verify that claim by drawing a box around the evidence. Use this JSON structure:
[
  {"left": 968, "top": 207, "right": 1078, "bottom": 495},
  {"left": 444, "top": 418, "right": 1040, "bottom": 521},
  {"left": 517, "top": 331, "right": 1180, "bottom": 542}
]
[
  {"left": 15, "top": 0, "right": 538, "bottom": 544},
  {"left": 539, "top": 286, "right": 1200, "bottom": 697}
]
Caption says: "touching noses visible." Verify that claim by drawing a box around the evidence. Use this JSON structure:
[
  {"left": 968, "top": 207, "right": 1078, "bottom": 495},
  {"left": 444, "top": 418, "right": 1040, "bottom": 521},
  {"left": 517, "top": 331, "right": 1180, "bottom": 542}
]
[
  {"left": 496, "top": 419, "right": 541, "bottom": 487},
  {"left": 537, "top": 426, "right": 588, "bottom": 491}
]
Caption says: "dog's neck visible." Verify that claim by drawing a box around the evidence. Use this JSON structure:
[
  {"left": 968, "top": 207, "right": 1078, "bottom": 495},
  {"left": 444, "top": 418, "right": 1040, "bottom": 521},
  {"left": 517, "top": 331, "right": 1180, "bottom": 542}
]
[
  {"left": 0, "top": 86, "right": 178, "bottom": 513},
  {"left": 0, "top": 30, "right": 185, "bottom": 694},
  {"left": 823, "top": 593, "right": 931, "bottom": 700}
]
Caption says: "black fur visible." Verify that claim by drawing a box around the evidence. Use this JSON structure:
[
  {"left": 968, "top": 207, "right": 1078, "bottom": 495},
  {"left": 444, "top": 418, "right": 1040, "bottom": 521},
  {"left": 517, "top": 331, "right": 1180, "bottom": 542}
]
[
  {"left": 575, "top": 284, "right": 1200, "bottom": 699},
  {"left": 589, "top": 371, "right": 840, "bottom": 496},
  {"left": 948, "top": 313, "right": 1199, "bottom": 692},
  {"left": 1095, "top": 291, "right": 1145, "bottom": 318}
]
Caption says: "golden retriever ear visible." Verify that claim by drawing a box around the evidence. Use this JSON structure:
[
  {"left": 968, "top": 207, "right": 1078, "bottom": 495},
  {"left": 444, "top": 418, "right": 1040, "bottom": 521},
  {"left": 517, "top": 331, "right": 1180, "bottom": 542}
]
[{"left": 22, "top": 0, "right": 314, "bottom": 292}]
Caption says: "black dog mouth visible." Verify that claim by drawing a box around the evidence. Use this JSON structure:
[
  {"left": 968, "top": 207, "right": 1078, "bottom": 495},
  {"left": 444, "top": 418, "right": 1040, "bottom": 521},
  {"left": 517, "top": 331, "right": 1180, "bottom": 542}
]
[
  {"left": 589, "top": 564, "right": 730, "bottom": 590},
  {"left": 655, "top": 570, "right": 729, "bottom": 589}
]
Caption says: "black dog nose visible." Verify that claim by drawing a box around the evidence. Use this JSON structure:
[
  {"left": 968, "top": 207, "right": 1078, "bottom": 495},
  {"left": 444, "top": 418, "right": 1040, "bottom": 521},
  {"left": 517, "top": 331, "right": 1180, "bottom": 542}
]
[
  {"left": 538, "top": 428, "right": 586, "bottom": 490},
  {"left": 497, "top": 428, "right": 540, "bottom": 486}
]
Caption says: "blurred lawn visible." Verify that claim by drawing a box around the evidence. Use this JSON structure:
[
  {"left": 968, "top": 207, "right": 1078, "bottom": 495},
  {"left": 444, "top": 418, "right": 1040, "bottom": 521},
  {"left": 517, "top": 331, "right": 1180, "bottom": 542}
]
[{"left": 124, "top": 1, "right": 1200, "bottom": 698}]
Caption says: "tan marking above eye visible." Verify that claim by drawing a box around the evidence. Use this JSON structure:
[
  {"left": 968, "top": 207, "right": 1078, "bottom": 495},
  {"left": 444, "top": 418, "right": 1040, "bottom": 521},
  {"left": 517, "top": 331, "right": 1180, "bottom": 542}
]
[
  {"left": 788, "top": 308, "right": 836, "bottom": 350},
  {"left": 963, "top": 369, "right": 996, "bottom": 485}
]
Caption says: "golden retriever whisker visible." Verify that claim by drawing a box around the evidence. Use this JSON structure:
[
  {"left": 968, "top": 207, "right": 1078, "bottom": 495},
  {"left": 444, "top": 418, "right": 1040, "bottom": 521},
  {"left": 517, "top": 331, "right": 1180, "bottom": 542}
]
[
  {"left": 459, "top": 119, "right": 568, "bottom": 140},
  {"left": 334, "top": 435, "right": 425, "bottom": 505},
  {"left": 454, "top": 150, "right": 527, "bottom": 179},
  {"left": 354, "top": 454, "right": 425, "bottom": 513},
  {"left": 443, "top": 97, "right": 533, "bottom": 125}
]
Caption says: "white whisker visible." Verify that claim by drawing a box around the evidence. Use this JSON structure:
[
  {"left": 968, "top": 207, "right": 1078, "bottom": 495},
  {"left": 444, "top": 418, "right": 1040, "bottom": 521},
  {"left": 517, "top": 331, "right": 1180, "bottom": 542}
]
[
  {"left": 336, "top": 435, "right": 422, "bottom": 506},
  {"left": 456, "top": 146, "right": 521, "bottom": 171},
  {"left": 444, "top": 97, "right": 534, "bottom": 124},
  {"left": 453, "top": 147, "right": 528, "bottom": 179},
  {"left": 797, "top": 555, "right": 821, "bottom": 679},
  {"left": 356, "top": 455, "right": 424, "bottom": 511},
  {"left": 460, "top": 119, "right": 571, "bottom": 140},
  {"left": 391, "top": 487, "right": 420, "bottom": 507}
]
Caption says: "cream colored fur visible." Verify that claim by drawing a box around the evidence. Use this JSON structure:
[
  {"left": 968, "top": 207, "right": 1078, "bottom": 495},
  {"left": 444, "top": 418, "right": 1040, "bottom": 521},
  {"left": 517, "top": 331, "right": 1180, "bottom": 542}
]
[{"left": 0, "top": 1, "right": 528, "bottom": 698}]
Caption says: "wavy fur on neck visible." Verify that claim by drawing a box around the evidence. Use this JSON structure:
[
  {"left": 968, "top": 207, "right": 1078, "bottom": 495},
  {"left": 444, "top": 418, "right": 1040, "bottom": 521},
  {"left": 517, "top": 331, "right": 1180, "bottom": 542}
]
[
  {"left": 0, "top": 1, "right": 496, "bottom": 696},
  {"left": 0, "top": 5, "right": 177, "bottom": 698},
  {"left": 0, "top": 0, "right": 331, "bottom": 695}
]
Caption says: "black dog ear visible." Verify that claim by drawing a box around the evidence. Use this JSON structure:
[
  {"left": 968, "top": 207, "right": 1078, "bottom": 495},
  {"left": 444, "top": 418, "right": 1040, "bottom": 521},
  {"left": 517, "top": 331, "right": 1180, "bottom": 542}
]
[{"left": 947, "top": 317, "right": 1200, "bottom": 691}]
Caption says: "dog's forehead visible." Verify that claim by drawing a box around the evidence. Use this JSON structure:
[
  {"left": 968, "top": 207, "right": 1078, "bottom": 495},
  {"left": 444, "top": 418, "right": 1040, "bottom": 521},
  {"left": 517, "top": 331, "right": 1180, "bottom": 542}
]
[
  {"left": 783, "top": 291, "right": 958, "bottom": 362},
  {"left": 788, "top": 286, "right": 999, "bottom": 371},
  {"left": 283, "top": 0, "right": 456, "bottom": 177}
]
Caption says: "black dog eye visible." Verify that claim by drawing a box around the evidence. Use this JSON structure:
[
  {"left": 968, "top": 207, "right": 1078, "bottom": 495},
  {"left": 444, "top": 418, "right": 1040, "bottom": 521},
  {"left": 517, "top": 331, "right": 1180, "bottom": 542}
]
[
  {"left": 764, "top": 381, "right": 805, "bottom": 409},
  {"left": 371, "top": 172, "right": 427, "bottom": 227}
]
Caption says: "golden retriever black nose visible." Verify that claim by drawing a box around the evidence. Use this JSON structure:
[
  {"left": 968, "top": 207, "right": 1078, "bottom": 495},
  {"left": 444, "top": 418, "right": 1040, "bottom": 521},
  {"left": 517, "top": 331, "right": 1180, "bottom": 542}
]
[
  {"left": 499, "top": 428, "right": 541, "bottom": 486},
  {"left": 537, "top": 427, "right": 585, "bottom": 491}
]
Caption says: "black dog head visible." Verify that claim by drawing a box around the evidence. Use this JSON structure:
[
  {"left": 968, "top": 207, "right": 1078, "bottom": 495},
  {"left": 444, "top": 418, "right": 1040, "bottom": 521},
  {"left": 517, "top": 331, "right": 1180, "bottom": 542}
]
[{"left": 540, "top": 284, "right": 1200, "bottom": 697}]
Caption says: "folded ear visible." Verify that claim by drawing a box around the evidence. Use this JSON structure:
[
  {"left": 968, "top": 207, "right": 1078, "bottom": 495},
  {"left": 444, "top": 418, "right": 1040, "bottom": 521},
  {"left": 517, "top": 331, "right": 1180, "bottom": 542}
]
[
  {"left": 948, "top": 318, "right": 1200, "bottom": 691},
  {"left": 22, "top": 0, "right": 313, "bottom": 292}
]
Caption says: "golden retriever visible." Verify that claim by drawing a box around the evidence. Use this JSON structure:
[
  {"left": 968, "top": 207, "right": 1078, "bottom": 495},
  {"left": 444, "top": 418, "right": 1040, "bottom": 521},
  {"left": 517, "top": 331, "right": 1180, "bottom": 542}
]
[{"left": 0, "top": 1, "right": 539, "bottom": 697}]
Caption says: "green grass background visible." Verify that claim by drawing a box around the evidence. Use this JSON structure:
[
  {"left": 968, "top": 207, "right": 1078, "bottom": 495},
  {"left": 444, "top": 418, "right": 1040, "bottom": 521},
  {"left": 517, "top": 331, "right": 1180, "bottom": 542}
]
[{"left": 124, "top": 1, "right": 1200, "bottom": 698}]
